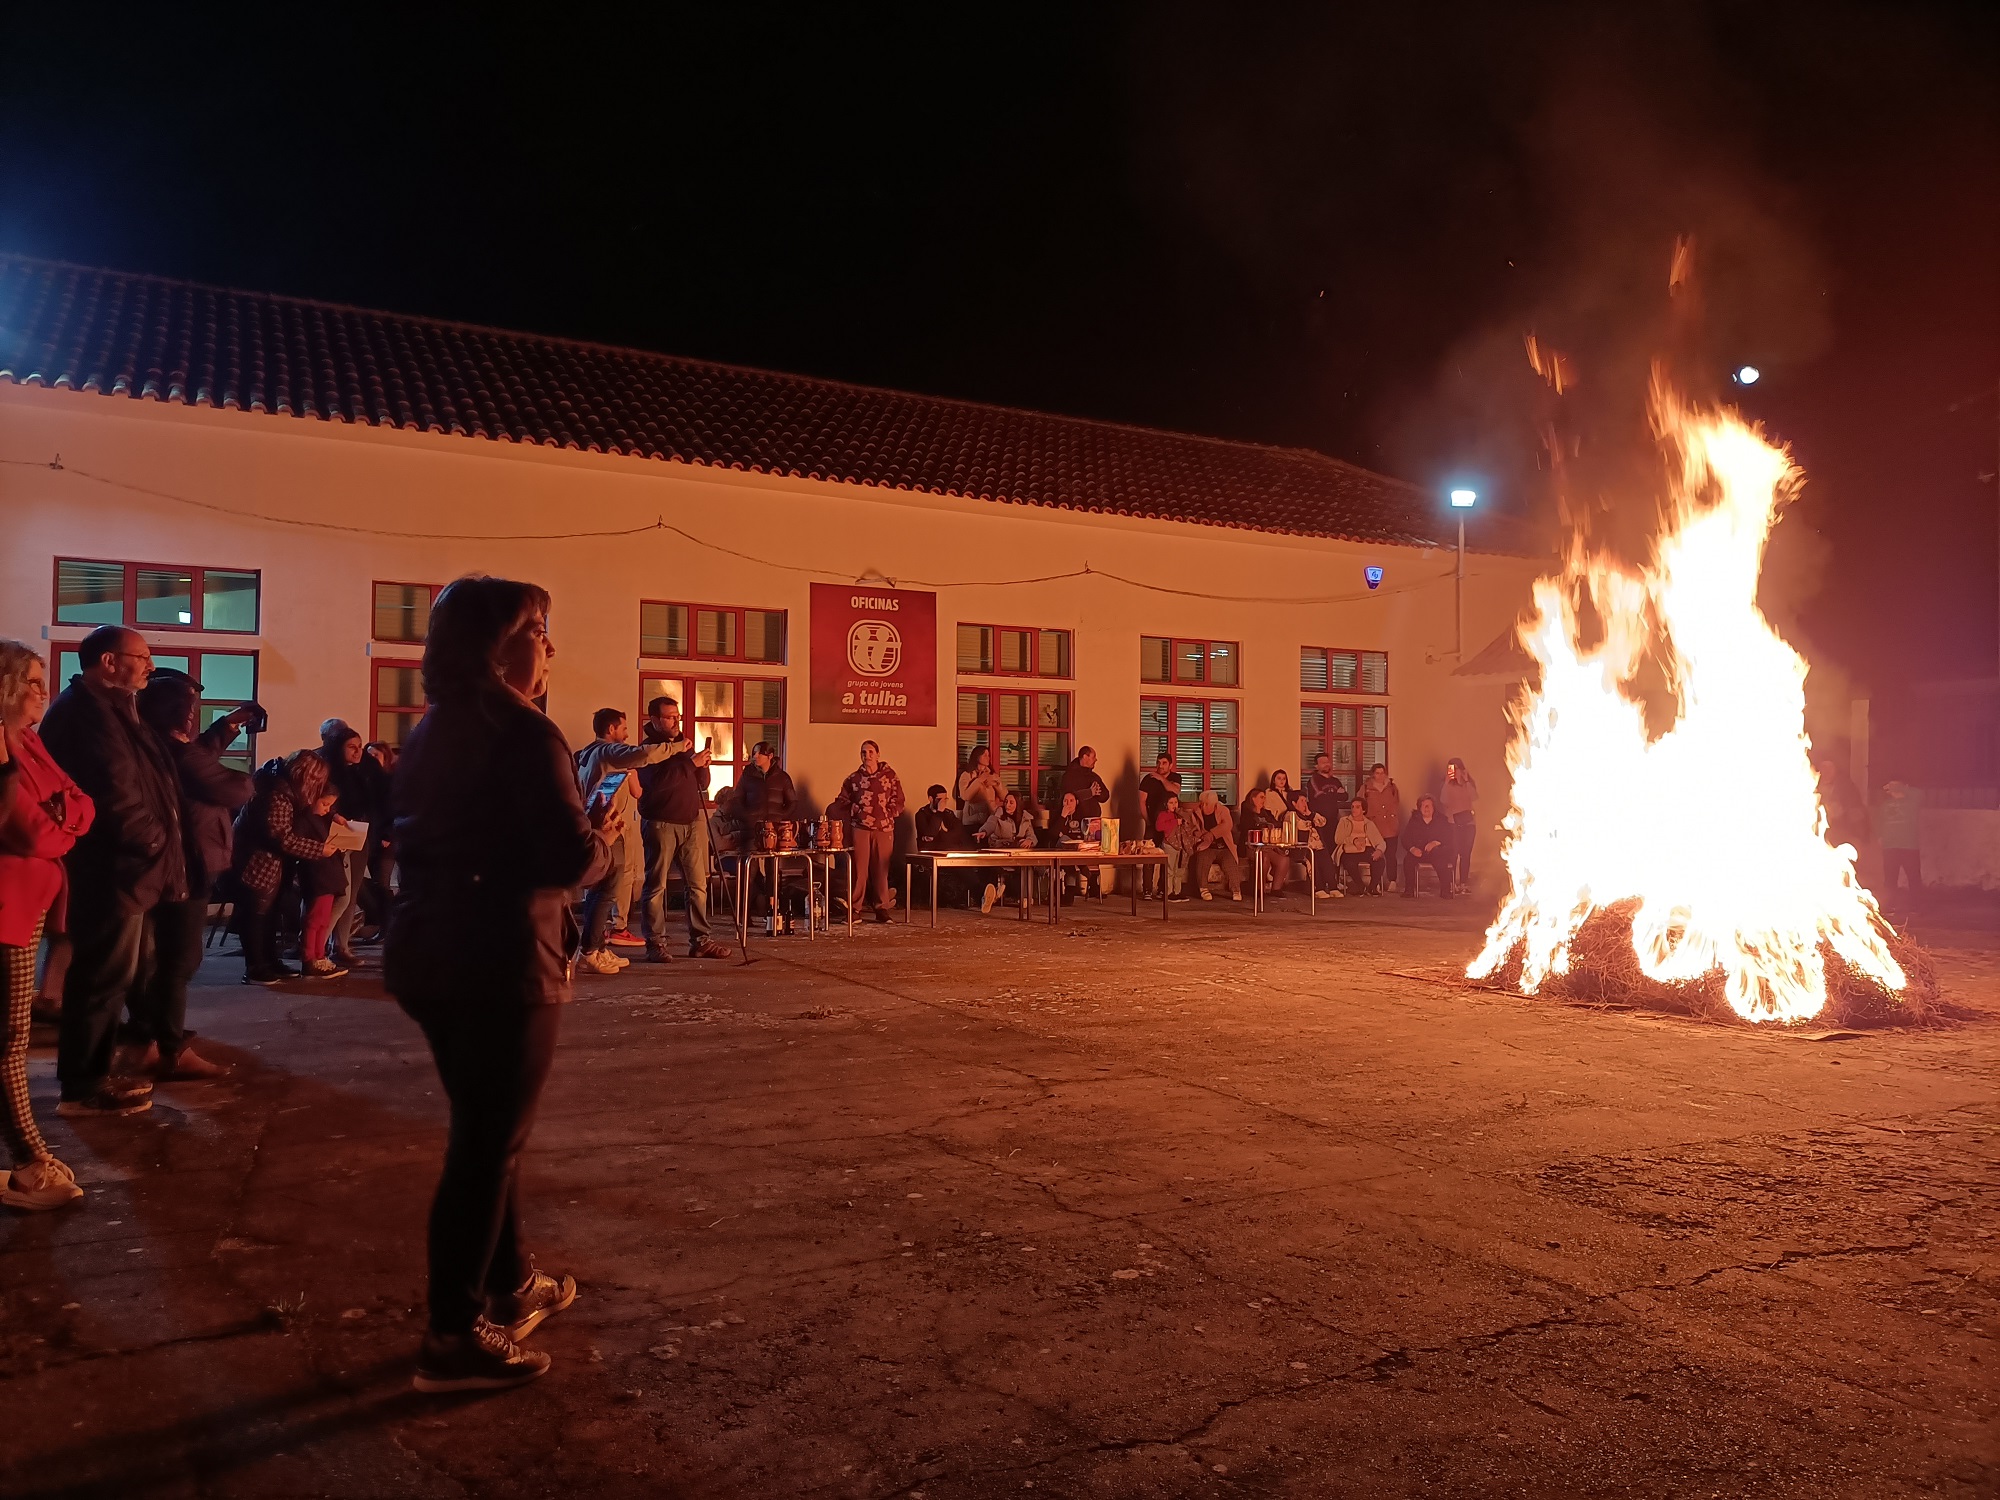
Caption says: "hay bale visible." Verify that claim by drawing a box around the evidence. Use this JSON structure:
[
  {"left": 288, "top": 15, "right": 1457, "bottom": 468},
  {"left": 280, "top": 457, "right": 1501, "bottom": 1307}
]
[{"left": 1482, "top": 900, "right": 1945, "bottom": 1029}]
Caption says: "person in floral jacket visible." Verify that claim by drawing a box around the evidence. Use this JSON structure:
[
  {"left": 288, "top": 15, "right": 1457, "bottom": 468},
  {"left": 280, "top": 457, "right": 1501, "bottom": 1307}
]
[{"left": 838, "top": 740, "right": 905, "bottom": 922}]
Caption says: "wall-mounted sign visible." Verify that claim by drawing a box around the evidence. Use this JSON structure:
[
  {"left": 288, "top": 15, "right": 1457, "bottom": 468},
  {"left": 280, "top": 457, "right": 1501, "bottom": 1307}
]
[{"left": 809, "top": 582, "right": 938, "bottom": 725}]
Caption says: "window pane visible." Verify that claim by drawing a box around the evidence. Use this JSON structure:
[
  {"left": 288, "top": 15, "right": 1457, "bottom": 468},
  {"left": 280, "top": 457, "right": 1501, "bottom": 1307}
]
[
  {"left": 203, "top": 570, "right": 259, "bottom": 632},
  {"left": 997, "top": 730, "right": 1032, "bottom": 769},
  {"left": 152, "top": 654, "right": 193, "bottom": 678},
  {"left": 1174, "top": 641, "right": 1206, "bottom": 683},
  {"left": 1208, "top": 642, "right": 1238, "bottom": 687},
  {"left": 1301, "top": 738, "right": 1324, "bottom": 774},
  {"left": 958, "top": 690, "right": 990, "bottom": 728},
  {"left": 744, "top": 610, "right": 787, "bottom": 664},
  {"left": 57, "top": 651, "right": 81, "bottom": 682},
  {"left": 1207, "top": 700, "right": 1237, "bottom": 734},
  {"left": 199, "top": 652, "right": 256, "bottom": 702},
  {"left": 1362, "top": 739, "right": 1388, "bottom": 771},
  {"left": 1173, "top": 741, "right": 1205, "bottom": 772},
  {"left": 1140, "top": 732, "right": 1168, "bottom": 766},
  {"left": 641, "top": 602, "right": 688, "bottom": 658},
  {"left": 742, "top": 679, "right": 784, "bottom": 718},
  {"left": 1139, "top": 698, "right": 1168, "bottom": 735},
  {"left": 1360, "top": 651, "right": 1389, "bottom": 694},
  {"left": 998, "top": 693, "right": 1034, "bottom": 728},
  {"left": 998, "top": 629, "right": 1032, "bottom": 674},
  {"left": 1038, "top": 630, "right": 1071, "bottom": 678},
  {"left": 1140, "top": 637, "right": 1172, "bottom": 683},
  {"left": 1330, "top": 741, "right": 1358, "bottom": 774},
  {"left": 698, "top": 720, "right": 736, "bottom": 767},
  {"left": 1360, "top": 705, "right": 1388, "bottom": 739},
  {"left": 135, "top": 569, "right": 195, "bottom": 627},
  {"left": 1175, "top": 702, "right": 1207, "bottom": 735},
  {"left": 375, "top": 710, "right": 422, "bottom": 746},
  {"left": 1301, "top": 647, "right": 1328, "bottom": 693},
  {"left": 694, "top": 679, "right": 735, "bottom": 718},
  {"left": 1211, "top": 773, "right": 1239, "bottom": 805},
  {"left": 957, "top": 624, "right": 993, "bottom": 674},
  {"left": 1037, "top": 693, "right": 1070, "bottom": 728},
  {"left": 1301, "top": 704, "right": 1326, "bottom": 735},
  {"left": 1207, "top": 736, "right": 1238, "bottom": 771},
  {"left": 641, "top": 676, "right": 684, "bottom": 713},
  {"left": 55, "top": 561, "right": 126, "bottom": 625},
  {"left": 1328, "top": 651, "right": 1359, "bottom": 691},
  {"left": 696, "top": 610, "right": 736, "bottom": 657},
  {"left": 374, "top": 583, "right": 431, "bottom": 643},
  {"left": 377, "top": 663, "right": 424, "bottom": 709},
  {"left": 1330, "top": 705, "right": 1358, "bottom": 738},
  {"left": 1038, "top": 732, "right": 1070, "bottom": 769}
]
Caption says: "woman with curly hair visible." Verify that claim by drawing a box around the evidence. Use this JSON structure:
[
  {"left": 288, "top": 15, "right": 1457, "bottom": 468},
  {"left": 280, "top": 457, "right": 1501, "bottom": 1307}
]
[
  {"left": 232, "top": 750, "right": 337, "bottom": 984},
  {"left": 0, "top": 640, "right": 95, "bottom": 1210}
]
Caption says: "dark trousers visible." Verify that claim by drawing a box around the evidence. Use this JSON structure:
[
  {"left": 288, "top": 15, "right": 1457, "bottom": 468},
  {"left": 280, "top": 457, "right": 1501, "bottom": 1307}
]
[
  {"left": 127, "top": 894, "right": 205, "bottom": 1057},
  {"left": 58, "top": 905, "right": 149, "bottom": 1101},
  {"left": 1339, "top": 852, "right": 1379, "bottom": 892},
  {"left": 1402, "top": 850, "right": 1452, "bottom": 896},
  {"left": 579, "top": 834, "right": 628, "bottom": 952},
  {"left": 1376, "top": 835, "right": 1400, "bottom": 889},
  {"left": 408, "top": 996, "right": 561, "bottom": 1335},
  {"left": 1449, "top": 814, "right": 1476, "bottom": 888},
  {"left": 1882, "top": 846, "right": 1922, "bottom": 893}
]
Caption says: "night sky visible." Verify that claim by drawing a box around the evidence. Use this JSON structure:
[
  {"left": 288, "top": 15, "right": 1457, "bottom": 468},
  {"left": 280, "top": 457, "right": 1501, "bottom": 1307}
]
[{"left": 2, "top": 4, "right": 1994, "bottom": 688}]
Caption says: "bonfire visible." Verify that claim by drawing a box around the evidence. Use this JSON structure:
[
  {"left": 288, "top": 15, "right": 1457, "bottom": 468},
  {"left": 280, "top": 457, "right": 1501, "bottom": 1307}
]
[{"left": 1467, "top": 379, "right": 1935, "bottom": 1026}]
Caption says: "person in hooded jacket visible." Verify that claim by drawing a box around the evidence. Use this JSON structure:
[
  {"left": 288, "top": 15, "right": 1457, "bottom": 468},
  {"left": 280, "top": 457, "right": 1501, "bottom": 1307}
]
[{"left": 839, "top": 740, "right": 905, "bottom": 922}]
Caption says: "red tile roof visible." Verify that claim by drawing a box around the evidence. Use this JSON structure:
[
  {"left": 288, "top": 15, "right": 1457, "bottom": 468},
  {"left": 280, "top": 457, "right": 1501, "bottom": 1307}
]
[{"left": 0, "top": 254, "right": 1507, "bottom": 550}]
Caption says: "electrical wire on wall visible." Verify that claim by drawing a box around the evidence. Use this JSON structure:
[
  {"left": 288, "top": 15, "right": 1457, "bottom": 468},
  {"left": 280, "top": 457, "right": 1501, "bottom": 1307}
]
[{"left": 2, "top": 452, "right": 1487, "bottom": 607}]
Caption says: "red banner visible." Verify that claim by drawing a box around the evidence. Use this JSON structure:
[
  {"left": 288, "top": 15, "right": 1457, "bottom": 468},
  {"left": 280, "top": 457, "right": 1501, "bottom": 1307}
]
[{"left": 808, "top": 583, "right": 937, "bottom": 725}]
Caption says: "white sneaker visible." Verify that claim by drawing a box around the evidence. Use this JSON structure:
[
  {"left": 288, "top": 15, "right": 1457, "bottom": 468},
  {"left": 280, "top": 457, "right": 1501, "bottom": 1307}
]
[
  {"left": 980, "top": 883, "right": 999, "bottom": 915},
  {"left": 578, "top": 949, "right": 621, "bottom": 975},
  {"left": 610, "top": 950, "right": 631, "bottom": 969},
  {"left": 1230, "top": 892, "right": 1243, "bottom": 902},
  {"left": 1199, "top": 889, "right": 1213, "bottom": 902}
]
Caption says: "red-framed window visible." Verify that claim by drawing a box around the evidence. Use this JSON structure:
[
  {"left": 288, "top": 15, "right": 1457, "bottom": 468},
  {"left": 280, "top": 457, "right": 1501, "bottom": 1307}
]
[
  {"left": 638, "top": 673, "right": 785, "bottom": 798},
  {"left": 1141, "top": 636, "right": 1239, "bottom": 687},
  {"left": 640, "top": 601, "right": 786, "bottom": 664},
  {"left": 371, "top": 659, "right": 426, "bottom": 748},
  {"left": 956, "top": 688, "right": 1072, "bottom": 807},
  {"left": 56, "top": 644, "right": 261, "bottom": 771},
  {"left": 1301, "top": 703, "right": 1387, "bottom": 785},
  {"left": 956, "top": 624, "right": 1073, "bottom": 679},
  {"left": 53, "top": 558, "right": 260, "bottom": 634},
  {"left": 372, "top": 582, "right": 442, "bottom": 644},
  {"left": 1140, "top": 697, "right": 1239, "bottom": 805},
  {"left": 1301, "top": 646, "right": 1388, "bottom": 695}
]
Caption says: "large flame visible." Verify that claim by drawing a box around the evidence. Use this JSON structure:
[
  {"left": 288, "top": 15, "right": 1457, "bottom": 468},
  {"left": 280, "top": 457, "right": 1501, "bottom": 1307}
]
[{"left": 1467, "top": 382, "right": 1905, "bottom": 1023}]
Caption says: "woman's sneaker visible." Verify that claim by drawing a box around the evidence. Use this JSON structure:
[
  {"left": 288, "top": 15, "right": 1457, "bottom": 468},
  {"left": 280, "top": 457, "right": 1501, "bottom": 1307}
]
[
  {"left": 577, "top": 949, "right": 622, "bottom": 975},
  {"left": 2, "top": 1157, "right": 84, "bottom": 1210},
  {"left": 412, "top": 1316, "right": 551, "bottom": 1393},
  {"left": 57, "top": 1084, "right": 152, "bottom": 1118},
  {"left": 488, "top": 1268, "right": 578, "bottom": 1343},
  {"left": 980, "top": 883, "right": 1000, "bottom": 915},
  {"left": 302, "top": 958, "right": 348, "bottom": 979}
]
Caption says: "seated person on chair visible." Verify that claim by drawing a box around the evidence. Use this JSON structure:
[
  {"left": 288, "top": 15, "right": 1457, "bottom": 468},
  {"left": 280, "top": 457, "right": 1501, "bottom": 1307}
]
[
  {"left": 916, "top": 783, "right": 975, "bottom": 907},
  {"left": 1400, "top": 795, "right": 1452, "bottom": 899},
  {"left": 1333, "top": 799, "right": 1386, "bottom": 895},
  {"left": 1184, "top": 788, "right": 1242, "bottom": 902},
  {"left": 977, "top": 790, "right": 1039, "bottom": 913},
  {"left": 1050, "top": 790, "right": 1098, "bottom": 897},
  {"left": 1288, "top": 790, "right": 1330, "bottom": 897}
]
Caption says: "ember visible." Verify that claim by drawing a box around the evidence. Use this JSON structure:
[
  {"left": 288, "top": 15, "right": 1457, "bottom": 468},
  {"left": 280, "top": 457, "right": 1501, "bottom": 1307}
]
[{"left": 1468, "top": 380, "right": 1921, "bottom": 1025}]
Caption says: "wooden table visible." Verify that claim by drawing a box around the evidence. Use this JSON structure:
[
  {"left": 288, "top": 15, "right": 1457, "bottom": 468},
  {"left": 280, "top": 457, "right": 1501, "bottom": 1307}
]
[{"left": 901, "top": 848, "right": 1169, "bottom": 926}]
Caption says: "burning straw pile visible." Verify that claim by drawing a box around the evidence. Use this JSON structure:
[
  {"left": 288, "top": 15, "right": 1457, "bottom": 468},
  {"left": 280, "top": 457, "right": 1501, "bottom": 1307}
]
[{"left": 1473, "top": 900, "right": 1944, "bottom": 1030}]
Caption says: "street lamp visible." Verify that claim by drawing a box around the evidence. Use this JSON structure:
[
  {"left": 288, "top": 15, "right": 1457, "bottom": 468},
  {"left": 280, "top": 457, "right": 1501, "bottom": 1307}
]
[
  {"left": 1449, "top": 489, "right": 1476, "bottom": 657},
  {"left": 1732, "top": 365, "right": 1761, "bottom": 386}
]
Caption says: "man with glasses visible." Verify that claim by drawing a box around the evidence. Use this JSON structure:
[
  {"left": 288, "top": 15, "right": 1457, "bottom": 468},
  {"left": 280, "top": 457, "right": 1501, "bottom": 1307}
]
[{"left": 38, "top": 626, "right": 187, "bottom": 1116}]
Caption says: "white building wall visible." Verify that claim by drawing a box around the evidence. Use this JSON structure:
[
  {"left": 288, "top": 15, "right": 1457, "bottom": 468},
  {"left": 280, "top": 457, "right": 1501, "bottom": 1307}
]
[{"left": 0, "top": 383, "right": 1542, "bottom": 877}]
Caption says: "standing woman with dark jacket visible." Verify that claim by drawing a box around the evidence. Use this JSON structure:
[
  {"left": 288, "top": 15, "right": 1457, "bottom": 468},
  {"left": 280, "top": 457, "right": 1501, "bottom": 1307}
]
[
  {"left": 385, "top": 576, "right": 615, "bottom": 1394},
  {"left": 0, "top": 642, "right": 94, "bottom": 1209}
]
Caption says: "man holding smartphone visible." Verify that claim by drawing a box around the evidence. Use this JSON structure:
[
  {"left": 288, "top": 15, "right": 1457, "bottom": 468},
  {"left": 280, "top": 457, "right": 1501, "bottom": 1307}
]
[{"left": 634, "top": 696, "right": 734, "bottom": 961}]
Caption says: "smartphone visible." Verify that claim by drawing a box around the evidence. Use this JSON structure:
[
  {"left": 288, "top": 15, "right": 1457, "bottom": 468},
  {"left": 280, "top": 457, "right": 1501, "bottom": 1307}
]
[{"left": 591, "top": 770, "right": 628, "bottom": 807}]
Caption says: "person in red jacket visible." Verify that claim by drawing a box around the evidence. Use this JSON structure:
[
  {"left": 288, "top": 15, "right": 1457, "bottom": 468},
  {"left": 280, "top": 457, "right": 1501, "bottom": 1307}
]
[{"left": 0, "top": 641, "right": 95, "bottom": 1210}]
